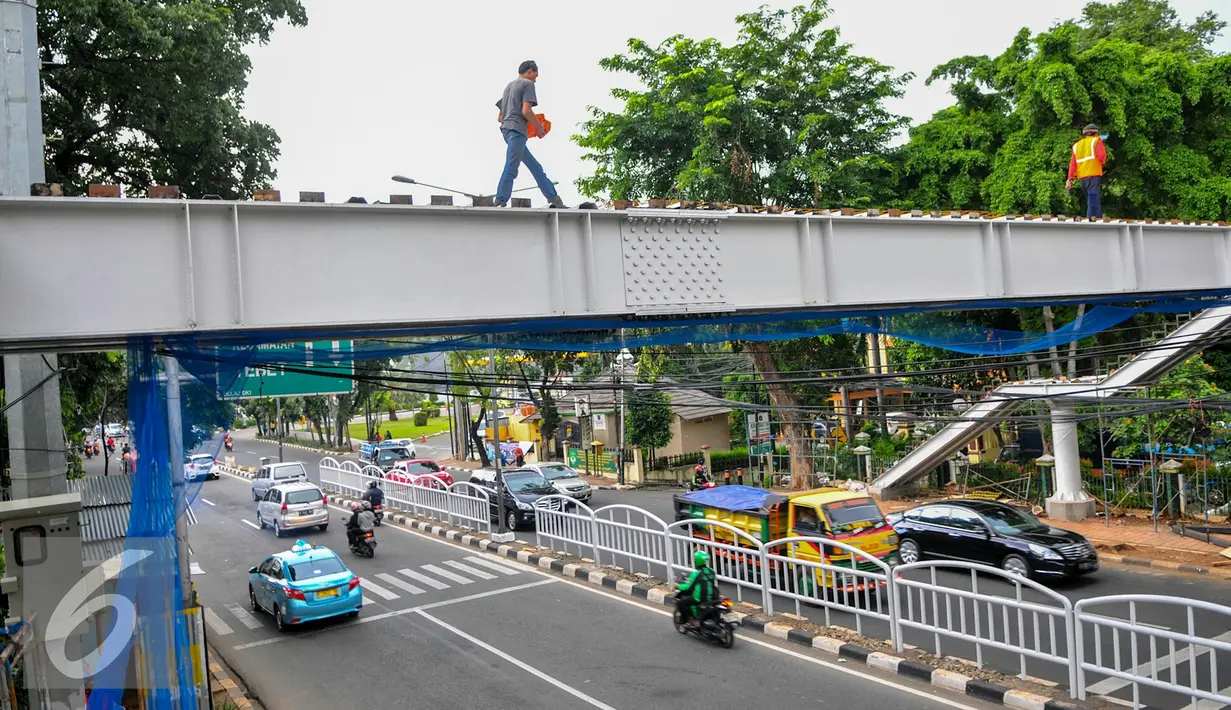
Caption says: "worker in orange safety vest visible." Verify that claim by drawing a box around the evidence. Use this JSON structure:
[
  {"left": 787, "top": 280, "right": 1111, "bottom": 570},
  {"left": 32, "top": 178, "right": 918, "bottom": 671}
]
[{"left": 1066, "top": 123, "right": 1108, "bottom": 218}]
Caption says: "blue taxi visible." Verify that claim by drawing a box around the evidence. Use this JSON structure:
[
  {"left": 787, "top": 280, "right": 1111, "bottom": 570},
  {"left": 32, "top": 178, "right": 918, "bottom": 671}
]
[{"left": 247, "top": 541, "right": 363, "bottom": 631}]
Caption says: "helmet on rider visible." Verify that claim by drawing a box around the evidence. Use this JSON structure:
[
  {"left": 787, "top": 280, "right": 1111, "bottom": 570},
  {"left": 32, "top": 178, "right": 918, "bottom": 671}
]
[
  {"left": 693, "top": 550, "right": 710, "bottom": 567},
  {"left": 361, "top": 500, "right": 373, "bottom": 511},
  {"left": 369, "top": 480, "right": 378, "bottom": 489},
  {"left": 350, "top": 501, "right": 362, "bottom": 512}
]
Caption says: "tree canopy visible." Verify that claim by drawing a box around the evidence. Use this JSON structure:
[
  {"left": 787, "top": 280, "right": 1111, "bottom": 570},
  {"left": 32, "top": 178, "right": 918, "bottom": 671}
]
[
  {"left": 574, "top": 0, "right": 910, "bottom": 206},
  {"left": 894, "top": 0, "right": 1230, "bottom": 220},
  {"left": 38, "top": 0, "right": 307, "bottom": 198}
]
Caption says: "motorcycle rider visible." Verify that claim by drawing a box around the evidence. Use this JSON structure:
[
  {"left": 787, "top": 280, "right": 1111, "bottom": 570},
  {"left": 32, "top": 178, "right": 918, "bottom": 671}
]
[
  {"left": 677, "top": 550, "right": 719, "bottom": 629},
  {"left": 346, "top": 501, "right": 377, "bottom": 548},
  {"left": 224, "top": 432, "right": 233, "bottom": 451},
  {"left": 362, "top": 480, "right": 385, "bottom": 509},
  {"left": 692, "top": 464, "right": 710, "bottom": 490}
]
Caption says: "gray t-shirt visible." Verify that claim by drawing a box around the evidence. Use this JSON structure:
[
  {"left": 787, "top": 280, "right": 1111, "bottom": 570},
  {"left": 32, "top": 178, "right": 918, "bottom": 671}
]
[{"left": 497, "top": 77, "right": 538, "bottom": 136}]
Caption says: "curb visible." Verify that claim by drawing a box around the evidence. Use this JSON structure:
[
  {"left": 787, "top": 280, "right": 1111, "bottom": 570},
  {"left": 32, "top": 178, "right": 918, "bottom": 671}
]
[
  {"left": 323, "top": 492, "right": 1093, "bottom": 710},
  {"left": 1097, "top": 552, "right": 1215, "bottom": 576},
  {"left": 253, "top": 438, "right": 350, "bottom": 455},
  {"left": 208, "top": 651, "right": 254, "bottom": 709}
]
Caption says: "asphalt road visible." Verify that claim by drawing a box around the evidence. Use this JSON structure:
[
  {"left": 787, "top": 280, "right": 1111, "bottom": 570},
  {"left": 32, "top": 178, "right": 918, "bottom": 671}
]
[
  {"left": 188, "top": 470, "right": 1004, "bottom": 710},
  {"left": 202, "top": 434, "right": 1231, "bottom": 709}
]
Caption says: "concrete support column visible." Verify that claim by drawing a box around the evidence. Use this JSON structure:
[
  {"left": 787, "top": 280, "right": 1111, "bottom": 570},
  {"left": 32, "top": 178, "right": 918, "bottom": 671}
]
[
  {"left": 1045, "top": 400, "right": 1095, "bottom": 521},
  {"left": 5, "top": 355, "right": 67, "bottom": 498}
]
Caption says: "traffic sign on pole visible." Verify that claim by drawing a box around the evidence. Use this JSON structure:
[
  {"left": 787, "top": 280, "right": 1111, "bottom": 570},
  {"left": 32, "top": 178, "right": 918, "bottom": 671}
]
[{"left": 221, "top": 340, "right": 355, "bottom": 399}]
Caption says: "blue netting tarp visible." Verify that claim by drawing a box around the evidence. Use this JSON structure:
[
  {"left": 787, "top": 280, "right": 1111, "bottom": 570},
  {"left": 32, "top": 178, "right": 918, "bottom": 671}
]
[{"left": 679, "top": 485, "right": 785, "bottom": 512}]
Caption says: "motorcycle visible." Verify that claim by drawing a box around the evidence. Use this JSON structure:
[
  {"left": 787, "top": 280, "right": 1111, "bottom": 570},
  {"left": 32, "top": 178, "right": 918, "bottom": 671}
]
[
  {"left": 685, "top": 465, "right": 716, "bottom": 492},
  {"left": 372, "top": 504, "right": 383, "bottom": 527},
  {"left": 673, "top": 591, "right": 738, "bottom": 648},
  {"left": 224, "top": 438, "right": 234, "bottom": 452},
  {"left": 84, "top": 444, "right": 94, "bottom": 459},
  {"left": 344, "top": 519, "right": 377, "bottom": 558}
]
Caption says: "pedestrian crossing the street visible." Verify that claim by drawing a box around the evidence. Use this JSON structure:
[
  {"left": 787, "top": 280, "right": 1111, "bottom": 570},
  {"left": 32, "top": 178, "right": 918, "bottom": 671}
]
[{"left": 203, "top": 554, "right": 526, "bottom": 637}]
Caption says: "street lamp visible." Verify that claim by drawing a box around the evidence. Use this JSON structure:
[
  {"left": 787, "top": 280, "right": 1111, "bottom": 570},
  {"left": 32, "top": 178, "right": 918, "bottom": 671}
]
[
  {"left": 1035, "top": 454, "right": 1055, "bottom": 499},
  {"left": 613, "top": 348, "right": 634, "bottom": 486},
  {"left": 852, "top": 444, "right": 873, "bottom": 484}
]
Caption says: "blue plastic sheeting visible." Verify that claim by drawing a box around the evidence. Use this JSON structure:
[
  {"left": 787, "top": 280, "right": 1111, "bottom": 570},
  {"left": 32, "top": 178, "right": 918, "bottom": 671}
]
[
  {"left": 679, "top": 485, "right": 784, "bottom": 512},
  {"left": 163, "top": 297, "right": 1230, "bottom": 371}
]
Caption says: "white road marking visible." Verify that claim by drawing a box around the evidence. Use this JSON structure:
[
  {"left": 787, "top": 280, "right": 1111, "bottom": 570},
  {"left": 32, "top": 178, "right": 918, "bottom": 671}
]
[
  {"left": 1085, "top": 630, "right": 1231, "bottom": 695},
  {"left": 376, "top": 572, "right": 424, "bottom": 595},
  {"left": 416, "top": 609, "right": 619, "bottom": 710},
  {"left": 422, "top": 564, "right": 473, "bottom": 585},
  {"left": 398, "top": 568, "right": 450, "bottom": 590},
  {"left": 200, "top": 499, "right": 215, "bottom": 506},
  {"left": 442, "top": 560, "right": 496, "bottom": 580},
  {"left": 241, "top": 519, "right": 260, "bottom": 530},
  {"left": 224, "top": 603, "right": 263, "bottom": 631},
  {"left": 245, "top": 451, "right": 259, "bottom": 456},
  {"left": 231, "top": 579, "right": 558, "bottom": 650},
  {"left": 464, "top": 555, "right": 522, "bottom": 576},
  {"left": 203, "top": 608, "right": 234, "bottom": 636},
  {"left": 358, "top": 577, "right": 400, "bottom": 601}
]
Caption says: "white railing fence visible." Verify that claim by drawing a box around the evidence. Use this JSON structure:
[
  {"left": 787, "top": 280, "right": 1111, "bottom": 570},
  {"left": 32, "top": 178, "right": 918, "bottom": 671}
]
[
  {"left": 318, "top": 459, "right": 490, "bottom": 534},
  {"left": 764, "top": 536, "right": 893, "bottom": 641},
  {"left": 317, "top": 458, "right": 1231, "bottom": 709},
  {"left": 1076, "top": 595, "right": 1231, "bottom": 709},
  {"left": 894, "top": 561, "right": 1076, "bottom": 689}
]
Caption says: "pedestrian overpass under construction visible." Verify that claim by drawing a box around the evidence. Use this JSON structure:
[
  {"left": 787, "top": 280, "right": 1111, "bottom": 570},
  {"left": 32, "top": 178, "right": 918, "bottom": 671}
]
[{"left": 1, "top": 195, "right": 1230, "bottom": 352}]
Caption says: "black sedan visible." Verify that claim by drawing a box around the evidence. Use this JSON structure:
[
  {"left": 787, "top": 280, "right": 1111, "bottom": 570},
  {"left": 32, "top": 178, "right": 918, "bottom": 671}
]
[{"left": 886, "top": 499, "right": 1098, "bottom": 580}]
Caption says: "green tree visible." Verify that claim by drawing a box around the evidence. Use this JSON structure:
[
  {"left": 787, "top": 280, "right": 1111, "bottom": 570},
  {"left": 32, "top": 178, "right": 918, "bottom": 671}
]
[
  {"left": 39, "top": 0, "right": 307, "bottom": 197},
  {"left": 1110, "top": 355, "right": 1222, "bottom": 456},
  {"left": 59, "top": 352, "right": 126, "bottom": 478},
  {"left": 625, "top": 389, "right": 674, "bottom": 456},
  {"left": 574, "top": 0, "right": 910, "bottom": 205},
  {"left": 893, "top": 0, "right": 1230, "bottom": 220}
]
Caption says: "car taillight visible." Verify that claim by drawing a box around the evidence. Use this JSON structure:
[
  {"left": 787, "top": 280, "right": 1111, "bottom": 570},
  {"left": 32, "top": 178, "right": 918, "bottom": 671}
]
[
  {"left": 286, "top": 588, "right": 305, "bottom": 600},
  {"left": 349, "top": 577, "right": 360, "bottom": 590},
  {"left": 281, "top": 502, "right": 288, "bottom": 513}
]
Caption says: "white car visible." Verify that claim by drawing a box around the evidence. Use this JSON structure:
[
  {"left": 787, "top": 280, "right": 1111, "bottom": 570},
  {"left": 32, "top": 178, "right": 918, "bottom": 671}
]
[
  {"left": 251, "top": 462, "right": 309, "bottom": 501},
  {"left": 525, "top": 462, "right": 593, "bottom": 502},
  {"left": 105, "top": 423, "right": 126, "bottom": 439},
  {"left": 184, "top": 453, "right": 219, "bottom": 482},
  {"left": 256, "top": 482, "right": 329, "bottom": 537}
]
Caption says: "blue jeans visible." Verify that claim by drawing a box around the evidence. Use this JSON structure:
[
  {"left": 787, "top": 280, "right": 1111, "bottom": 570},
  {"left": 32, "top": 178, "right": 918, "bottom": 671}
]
[
  {"left": 1080, "top": 176, "right": 1102, "bottom": 218},
  {"left": 496, "top": 129, "right": 558, "bottom": 203}
]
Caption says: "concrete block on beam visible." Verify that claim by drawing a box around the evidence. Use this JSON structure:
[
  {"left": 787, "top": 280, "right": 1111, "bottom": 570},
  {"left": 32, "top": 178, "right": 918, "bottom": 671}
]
[
  {"left": 510, "top": 198, "right": 531, "bottom": 208},
  {"left": 390, "top": 195, "right": 413, "bottom": 205},
  {"left": 430, "top": 195, "right": 454, "bottom": 206},
  {"left": 149, "top": 186, "right": 181, "bottom": 199},
  {"left": 648, "top": 198, "right": 667, "bottom": 209},
  {"left": 299, "top": 191, "right": 325, "bottom": 203},
  {"left": 254, "top": 190, "right": 281, "bottom": 202},
  {"left": 29, "top": 183, "right": 62, "bottom": 197},
  {"left": 472, "top": 196, "right": 495, "bottom": 207},
  {"left": 88, "top": 184, "right": 122, "bottom": 198}
]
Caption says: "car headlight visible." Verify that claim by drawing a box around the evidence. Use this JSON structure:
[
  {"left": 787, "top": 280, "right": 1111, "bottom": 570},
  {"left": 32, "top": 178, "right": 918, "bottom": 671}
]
[
  {"left": 516, "top": 501, "right": 532, "bottom": 511},
  {"left": 1028, "top": 543, "right": 1063, "bottom": 561}
]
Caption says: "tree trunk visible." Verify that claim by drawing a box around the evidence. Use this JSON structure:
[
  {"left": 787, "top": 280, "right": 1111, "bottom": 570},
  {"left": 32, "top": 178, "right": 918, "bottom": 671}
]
[
  {"left": 470, "top": 404, "right": 491, "bottom": 467},
  {"left": 744, "top": 341, "right": 813, "bottom": 489},
  {"left": 1067, "top": 304, "right": 1086, "bottom": 380},
  {"left": 1042, "top": 306, "right": 1063, "bottom": 377},
  {"left": 1024, "top": 352, "right": 1041, "bottom": 380},
  {"left": 388, "top": 402, "right": 398, "bottom": 421}
]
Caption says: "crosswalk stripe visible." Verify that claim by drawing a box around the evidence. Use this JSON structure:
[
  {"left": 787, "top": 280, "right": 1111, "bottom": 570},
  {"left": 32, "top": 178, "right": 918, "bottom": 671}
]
[
  {"left": 224, "top": 603, "right": 263, "bottom": 631},
  {"left": 203, "top": 608, "right": 234, "bottom": 636},
  {"left": 1085, "top": 630, "right": 1231, "bottom": 695},
  {"left": 398, "top": 568, "right": 451, "bottom": 590},
  {"left": 422, "top": 564, "right": 474, "bottom": 585},
  {"left": 443, "top": 560, "right": 496, "bottom": 580},
  {"left": 376, "top": 572, "right": 424, "bottom": 595},
  {"left": 359, "top": 577, "right": 400, "bottom": 600},
  {"left": 464, "top": 556, "right": 522, "bottom": 576}
]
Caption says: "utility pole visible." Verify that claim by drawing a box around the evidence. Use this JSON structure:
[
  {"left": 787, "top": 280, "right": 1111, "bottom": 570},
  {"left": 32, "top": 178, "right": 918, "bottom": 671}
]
[
  {"left": 276, "top": 397, "right": 284, "bottom": 462},
  {"left": 164, "top": 357, "right": 193, "bottom": 609},
  {"left": 490, "top": 345, "right": 511, "bottom": 541},
  {"left": 3, "top": 0, "right": 67, "bottom": 500}
]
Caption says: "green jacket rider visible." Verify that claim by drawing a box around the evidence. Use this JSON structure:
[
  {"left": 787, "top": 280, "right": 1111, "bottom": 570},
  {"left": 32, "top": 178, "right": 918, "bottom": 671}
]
[{"left": 677, "top": 550, "right": 718, "bottom": 627}]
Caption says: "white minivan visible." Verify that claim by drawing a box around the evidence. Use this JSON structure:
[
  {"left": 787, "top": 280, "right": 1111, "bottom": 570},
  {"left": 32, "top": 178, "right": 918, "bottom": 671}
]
[
  {"left": 251, "top": 462, "right": 309, "bottom": 501},
  {"left": 256, "top": 482, "right": 329, "bottom": 537}
]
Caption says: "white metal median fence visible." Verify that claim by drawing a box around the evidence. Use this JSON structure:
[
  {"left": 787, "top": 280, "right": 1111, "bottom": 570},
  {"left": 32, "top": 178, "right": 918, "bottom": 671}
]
[
  {"left": 764, "top": 537, "right": 893, "bottom": 641},
  {"left": 595, "top": 505, "right": 672, "bottom": 577},
  {"left": 893, "top": 561, "right": 1076, "bottom": 690},
  {"left": 318, "top": 460, "right": 490, "bottom": 534},
  {"left": 667, "top": 520, "right": 766, "bottom": 608},
  {"left": 1076, "top": 595, "right": 1231, "bottom": 709},
  {"left": 535, "top": 496, "right": 599, "bottom": 562}
]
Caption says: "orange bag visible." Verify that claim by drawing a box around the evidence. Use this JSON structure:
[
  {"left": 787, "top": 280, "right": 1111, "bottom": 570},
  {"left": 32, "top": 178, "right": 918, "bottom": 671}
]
[{"left": 527, "top": 114, "right": 551, "bottom": 138}]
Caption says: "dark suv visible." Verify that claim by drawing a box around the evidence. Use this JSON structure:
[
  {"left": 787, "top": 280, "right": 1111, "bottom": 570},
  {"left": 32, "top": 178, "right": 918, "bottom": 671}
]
[{"left": 469, "top": 468, "right": 567, "bottom": 531}]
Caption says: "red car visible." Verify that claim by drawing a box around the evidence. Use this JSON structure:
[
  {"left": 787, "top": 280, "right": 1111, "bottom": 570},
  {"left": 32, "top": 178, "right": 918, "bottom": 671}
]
[{"left": 387, "top": 459, "right": 454, "bottom": 487}]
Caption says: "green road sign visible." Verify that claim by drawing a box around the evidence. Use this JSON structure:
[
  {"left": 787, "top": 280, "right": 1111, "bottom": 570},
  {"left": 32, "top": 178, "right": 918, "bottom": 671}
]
[{"left": 222, "top": 340, "right": 355, "bottom": 399}]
